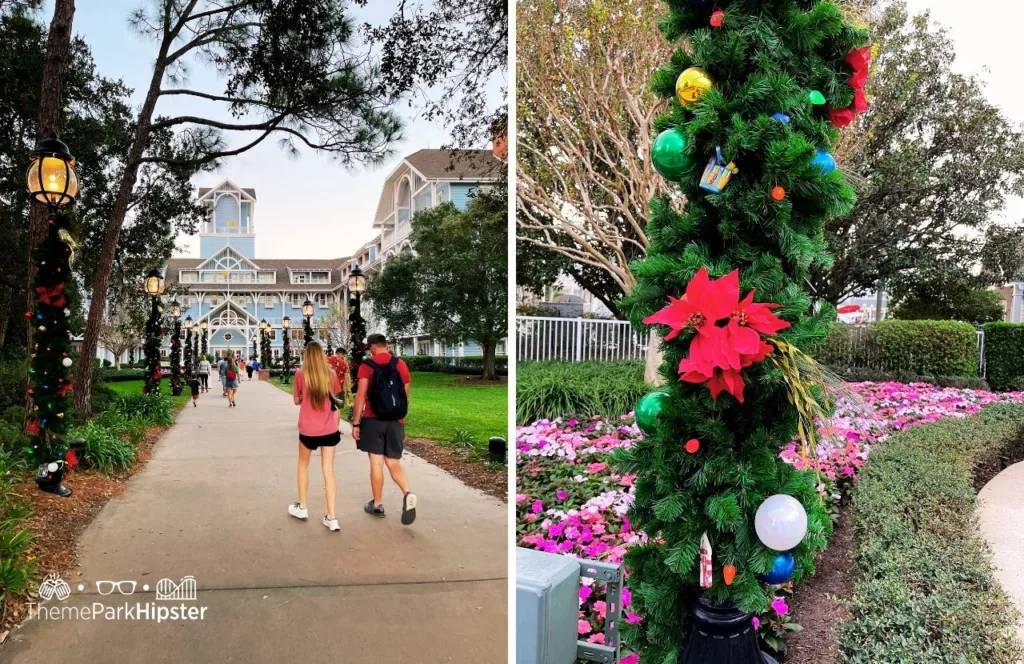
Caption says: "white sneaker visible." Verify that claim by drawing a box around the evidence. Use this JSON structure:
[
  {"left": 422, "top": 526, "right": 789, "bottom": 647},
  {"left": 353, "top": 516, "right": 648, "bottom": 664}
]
[
  {"left": 323, "top": 516, "right": 340, "bottom": 532},
  {"left": 288, "top": 503, "right": 308, "bottom": 520}
]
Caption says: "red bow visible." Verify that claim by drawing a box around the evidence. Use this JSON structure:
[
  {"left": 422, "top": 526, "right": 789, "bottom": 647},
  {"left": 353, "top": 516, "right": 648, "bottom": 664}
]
[
  {"left": 65, "top": 449, "right": 78, "bottom": 469},
  {"left": 36, "top": 283, "right": 66, "bottom": 308},
  {"left": 829, "top": 46, "right": 871, "bottom": 128}
]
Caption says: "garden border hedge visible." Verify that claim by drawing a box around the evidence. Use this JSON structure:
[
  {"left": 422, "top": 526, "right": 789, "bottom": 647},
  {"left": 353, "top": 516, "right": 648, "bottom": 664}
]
[
  {"left": 838, "top": 403, "right": 1024, "bottom": 663},
  {"left": 982, "top": 322, "right": 1024, "bottom": 392}
]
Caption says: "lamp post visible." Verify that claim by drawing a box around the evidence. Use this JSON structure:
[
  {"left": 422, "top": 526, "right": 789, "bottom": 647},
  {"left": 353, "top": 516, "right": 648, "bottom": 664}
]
[
  {"left": 281, "top": 316, "right": 293, "bottom": 384},
  {"left": 347, "top": 265, "right": 368, "bottom": 395},
  {"left": 184, "top": 316, "right": 194, "bottom": 377},
  {"left": 142, "top": 269, "right": 165, "bottom": 394},
  {"left": 302, "top": 299, "right": 315, "bottom": 347},
  {"left": 26, "top": 133, "right": 82, "bottom": 497},
  {"left": 259, "top": 319, "right": 270, "bottom": 369},
  {"left": 199, "top": 319, "right": 208, "bottom": 357},
  {"left": 168, "top": 300, "right": 183, "bottom": 396}
]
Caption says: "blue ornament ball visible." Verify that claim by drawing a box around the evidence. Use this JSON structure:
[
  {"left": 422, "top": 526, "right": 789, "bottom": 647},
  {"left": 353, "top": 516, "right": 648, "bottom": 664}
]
[
  {"left": 770, "top": 113, "right": 790, "bottom": 125},
  {"left": 760, "top": 552, "right": 796, "bottom": 585},
  {"left": 810, "top": 149, "right": 836, "bottom": 175}
]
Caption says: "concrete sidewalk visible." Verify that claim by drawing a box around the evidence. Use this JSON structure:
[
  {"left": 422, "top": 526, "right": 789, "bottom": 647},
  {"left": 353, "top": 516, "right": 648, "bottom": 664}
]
[
  {"left": 978, "top": 461, "right": 1024, "bottom": 646},
  {"left": 2, "top": 379, "right": 508, "bottom": 663}
]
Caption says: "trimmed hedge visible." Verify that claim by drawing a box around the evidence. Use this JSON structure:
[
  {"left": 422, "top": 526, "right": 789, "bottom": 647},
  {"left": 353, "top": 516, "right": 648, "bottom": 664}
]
[
  {"left": 838, "top": 404, "right": 1024, "bottom": 664},
  {"left": 814, "top": 320, "right": 979, "bottom": 378},
  {"left": 98, "top": 368, "right": 146, "bottom": 383},
  {"left": 516, "top": 361, "right": 646, "bottom": 424},
  {"left": 402, "top": 355, "right": 508, "bottom": 376},
  {"left": 982, "top": 322, "right": 1024, "bottom": 392}
]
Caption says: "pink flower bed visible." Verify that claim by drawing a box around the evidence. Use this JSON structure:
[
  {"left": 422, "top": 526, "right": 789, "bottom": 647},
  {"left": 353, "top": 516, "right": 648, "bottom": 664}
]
[{"left": 515, "top": 382, "right": 1024, "bottom": 659}]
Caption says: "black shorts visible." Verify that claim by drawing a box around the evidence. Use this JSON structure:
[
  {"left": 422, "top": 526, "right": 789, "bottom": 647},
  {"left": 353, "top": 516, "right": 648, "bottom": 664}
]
[
  {"left": 299, "top": 431, "right": 341, "bottom": 451},
  {"left": 357, "top": 418, "right": 405, "bottom": 459}
]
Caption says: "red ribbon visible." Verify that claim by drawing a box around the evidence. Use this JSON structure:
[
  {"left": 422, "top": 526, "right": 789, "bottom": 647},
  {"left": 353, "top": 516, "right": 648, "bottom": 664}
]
[{"left": 36, "top": 283, "right": 67, "bottom": 308}]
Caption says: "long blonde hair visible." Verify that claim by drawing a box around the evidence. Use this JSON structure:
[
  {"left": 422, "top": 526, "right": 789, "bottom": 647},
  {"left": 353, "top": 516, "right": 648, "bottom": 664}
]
[{"left": 301, "top": 342, "right": 333, "bottom": 411}]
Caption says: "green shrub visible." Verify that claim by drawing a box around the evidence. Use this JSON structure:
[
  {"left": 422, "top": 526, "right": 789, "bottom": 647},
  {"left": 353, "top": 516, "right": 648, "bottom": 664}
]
[
  {"left": 839, "top": 404, "right": 1024, "bottom": 664},
  {"left": 72, "top": 420, "right": 137, "bottom": 473},
  {"left": 0, "top": 359, "right": 27, "bottom": 414},
  {"left": 99, "top": 368, "right": 146, "bottom": 382},
  {"left": 112, "top": 392, "right": 173, "bottom": 427},
  {"left": 982, "top": 322, "right": 1024, "bottom": 392},
  {"left": 814, "top": 321, "right": 979, "bottom": 378},
  {"left": 516, "top": 361, "right": 646, "bottom": 424},
  {"left": 402, "top": 355, "right": 508, "bottom": 376},
  {"left": 0, "top": 448, "right": 36, "bottom": 602}
]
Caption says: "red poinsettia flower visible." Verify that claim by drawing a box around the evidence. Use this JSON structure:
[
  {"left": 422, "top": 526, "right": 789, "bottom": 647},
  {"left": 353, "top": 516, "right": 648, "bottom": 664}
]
[
  {"left": 65, "top": 449, "right": 78, "bottom": 469},
  {"left": 642, "top": 267, "right": 737, "bottom": 340},
  {"left": 35, "top": 283, "right": 66, "bottom": 308},
  {"left": 721, "top": 291, "right": 790, "bottom": 368},
  {"left": 26, "top": 420, "right": 40, "bottom": 435}
]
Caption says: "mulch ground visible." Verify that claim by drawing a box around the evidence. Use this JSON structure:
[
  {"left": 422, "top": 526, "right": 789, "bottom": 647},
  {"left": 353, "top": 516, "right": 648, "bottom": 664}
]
[
  {"left": 404, "top": 437, "right": 507, "bottom": 502},
  {"left": 784, "top": 508, "right": 854, "bottom": 664},
  {"left": 0, "top": 425, "right": 165, "bottom": 638}
]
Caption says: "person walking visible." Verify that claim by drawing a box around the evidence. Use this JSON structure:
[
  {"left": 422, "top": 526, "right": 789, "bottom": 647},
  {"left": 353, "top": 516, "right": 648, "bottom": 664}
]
[
  {"left": 247, "top": 357, "right": 259, "bottom": 381},
  {"left": 218, "top": 354, "right": 228, "bottom": 397},
  {"left": 224, "top": 356, "right": 240, "bottom": 407},
  {"left": 287, "top": 342, "right": 343, "bottom": 532},
  {"left": 352, "top": 334, "right": 417, "bottom": 525},
  {"left": 326, "top": 347, "right": 351, "bottom": 408},
  {"left": 188, "top": 373, "right": 201, "bottom": 407},
  {"left": 197, "top": 356, "right": 211, "bottom": 393}
]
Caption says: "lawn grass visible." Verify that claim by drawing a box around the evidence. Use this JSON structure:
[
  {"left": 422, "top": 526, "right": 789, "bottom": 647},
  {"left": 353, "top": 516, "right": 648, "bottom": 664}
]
[
  {"left": 105, "top": 379, "right": 192, "bottom": 411},
  {"left": 270, "top": 371, "right": 507, "bottom": 446}
]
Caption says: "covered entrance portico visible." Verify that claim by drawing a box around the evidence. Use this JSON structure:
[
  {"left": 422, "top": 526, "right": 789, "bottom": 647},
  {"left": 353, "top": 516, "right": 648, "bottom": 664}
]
[{"left": 199, "top": 302, "right": 261, "bottom": 361}]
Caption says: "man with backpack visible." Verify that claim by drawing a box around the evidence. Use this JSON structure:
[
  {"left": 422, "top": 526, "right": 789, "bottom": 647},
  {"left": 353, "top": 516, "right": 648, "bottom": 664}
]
[{"left": 352, "top": 333, "right": 417, "bottom": 525}]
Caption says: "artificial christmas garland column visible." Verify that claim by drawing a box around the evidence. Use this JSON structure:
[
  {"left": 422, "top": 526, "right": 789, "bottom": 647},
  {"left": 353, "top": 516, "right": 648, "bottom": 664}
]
[
  {"left": 281, "top": 329, "right": 293, "bottom": 383},
  {"left": 169, "top": 317, "right": 182, "bottom": 396},
  {"left": 142, "top": 297, "right": 163, "bottom": 394},
  {"left": 184, "top": 325, "right": 193, "bottom": 376},
  {"left": 616, "top": 1, "right": 868, "bottom": 662},
  {"left": 347, "top": 297, "right": 367, "bottom": 396}
]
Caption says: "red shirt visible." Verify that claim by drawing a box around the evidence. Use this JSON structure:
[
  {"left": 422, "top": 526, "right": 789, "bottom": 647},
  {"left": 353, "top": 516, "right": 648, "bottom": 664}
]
[{"left": 357, "top": 353, "right": 411, "bottom": 422}]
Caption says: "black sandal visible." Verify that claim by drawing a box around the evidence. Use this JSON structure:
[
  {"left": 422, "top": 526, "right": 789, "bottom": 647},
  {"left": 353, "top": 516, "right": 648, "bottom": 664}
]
[{"left": 401, "top": 492, "right": 417, "bottom": 526}]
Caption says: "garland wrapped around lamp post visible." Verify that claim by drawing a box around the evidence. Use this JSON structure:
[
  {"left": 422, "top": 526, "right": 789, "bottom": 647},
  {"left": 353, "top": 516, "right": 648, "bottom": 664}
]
[
  {"left": 302, "top": 299, "right": 315, "bottom": 347},
  {"left": 251, "top": 336, "right": 257, "bottom": 364},
  {"left": 281, "top": 315, "right": 293, "bottom": 384},
  {"left": 183, "top": 316, "right": 194, "bottom": 376},
  {"left": 25, "top": 133, "right": 85, "bottom": 497},
  {"left": 347, "top": 265, "right": 368, "bottom": 396},
  {"left": 199, "top": 319, "right": 208, "bottom": 357},
  {"left": 142, "top": 268, "right": 165, "bottom": 394},
  {"left": 168, "top": 300, "right": 183, "bottom": 396},
  {"left": 615, "top": 3, "right": 869, "bottom": 664},
  {"left": 259, "top": 319, "right": 271, "bottom": 368}
]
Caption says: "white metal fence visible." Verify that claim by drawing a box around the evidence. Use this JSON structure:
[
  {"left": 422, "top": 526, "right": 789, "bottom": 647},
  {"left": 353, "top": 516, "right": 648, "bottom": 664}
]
[{"left": 516, "top": 316, "right": 649, "bottom": 362}]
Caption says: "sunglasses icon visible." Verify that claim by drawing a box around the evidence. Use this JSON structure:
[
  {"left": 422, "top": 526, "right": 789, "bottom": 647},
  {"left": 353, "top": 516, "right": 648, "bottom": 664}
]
[{"left": 95, "top": 580, "right": 137, "bottom": 596}]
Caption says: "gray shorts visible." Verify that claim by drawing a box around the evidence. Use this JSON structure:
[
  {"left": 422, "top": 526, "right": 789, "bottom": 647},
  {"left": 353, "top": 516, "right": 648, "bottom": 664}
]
[{"left": 358, "top": 418, "right": 405, "bottom": 459}]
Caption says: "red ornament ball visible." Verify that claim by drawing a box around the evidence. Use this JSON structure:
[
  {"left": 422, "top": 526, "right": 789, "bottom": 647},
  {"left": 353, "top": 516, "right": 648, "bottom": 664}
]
[
  {"left": 24, "top": 311, "right": 31, "bottom": 318},
  {"left": 685, "top": 438, "right": 701, "bottom": 454},
  {"left": 710, "top": 10, "right": 725, "bottom": 27},
  {"left": 771, "top": 186, "right": 786, "bottom": 201}
]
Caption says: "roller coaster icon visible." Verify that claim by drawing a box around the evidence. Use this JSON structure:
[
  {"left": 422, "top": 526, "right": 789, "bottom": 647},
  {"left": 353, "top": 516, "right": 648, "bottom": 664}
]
[{"left": 155, "top": 576, "right": 197, "bottom": 601}]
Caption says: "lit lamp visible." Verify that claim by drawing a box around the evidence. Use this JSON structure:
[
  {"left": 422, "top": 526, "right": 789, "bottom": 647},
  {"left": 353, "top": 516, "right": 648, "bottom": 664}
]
[
  {"left": 169, "top": 300, "right": 181, "bottom": 318},
  {"left": 144, "top": 268, "right": 165, "bottom": 296},
  {"left": 27, "top": 134, "right": 79, "bottom": 208},
  {"left": 199, "top": 320, "right": 208, "bottom": 331},
  {"left": 184, "top": 316, "right": 193, "bottom": 330},
  {"left": 282, "top": 316, "right": 291, "bottom": 329},
  {"left": 259, "top": 319, "right": 268, "bottom": 331},
  {"left": 302, "top": 299, "right": 314, "bottom": 319},
  {"left": 348, "top": 264, "right": 367, "bottom": 294},
  {"left": 142, "top": 269, "right": 165, "bottom": 395}
]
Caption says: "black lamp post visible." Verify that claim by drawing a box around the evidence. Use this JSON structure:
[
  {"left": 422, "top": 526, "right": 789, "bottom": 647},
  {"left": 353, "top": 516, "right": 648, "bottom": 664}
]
[
  {"left": 142, "top": 268, "right": 165, "bottom": 394},
  {"left": 199, "top": 319, "right": 208, "bottom": 356},
  {"left": 347, "top": 265, "right": 368, "bottom": 394},
  {"left": 184, "top": 315, "right": 194, "bottom": 376},
  {"left": 302, "top": 299, "right": 315, "bottom": 347},
  {"left": 168, "top": 300, "right": 183, "bottom": 396},
  {"left": 26, "top": 133, "right": 81, "bottom": 497},
  {"left": 281, "top": 315, "right": 293, "bottom": 384}
]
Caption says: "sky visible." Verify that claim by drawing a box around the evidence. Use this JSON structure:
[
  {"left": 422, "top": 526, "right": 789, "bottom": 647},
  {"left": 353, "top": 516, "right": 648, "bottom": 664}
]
[{"left": 56, "top": 0, "right": 502, "bottom": 260}]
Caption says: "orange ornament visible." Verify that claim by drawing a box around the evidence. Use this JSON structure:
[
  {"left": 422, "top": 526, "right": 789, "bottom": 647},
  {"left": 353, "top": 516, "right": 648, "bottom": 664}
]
[
  {"left": 723, "top": 565, "right": 737, "bottom": 585},
  {"left": 771, "top": 186, "right": 786, "bottom": 201},
  {"left": 684, "top": 438, "right": 700, "bottom": 454}
]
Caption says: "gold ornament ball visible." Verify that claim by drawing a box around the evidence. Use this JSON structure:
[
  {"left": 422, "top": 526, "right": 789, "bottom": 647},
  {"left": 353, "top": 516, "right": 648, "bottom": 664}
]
[{"left": 676, "top": 67, "right": 713, "bottom": 106}]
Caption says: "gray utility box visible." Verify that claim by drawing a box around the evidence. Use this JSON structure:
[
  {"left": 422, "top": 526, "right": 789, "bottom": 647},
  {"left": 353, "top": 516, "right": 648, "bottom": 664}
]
[{"left": 516, "top": 547, "right": 580, "bottom": 664}]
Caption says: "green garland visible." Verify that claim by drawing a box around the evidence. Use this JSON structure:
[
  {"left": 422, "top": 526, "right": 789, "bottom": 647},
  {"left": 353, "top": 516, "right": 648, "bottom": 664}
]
[
  {"left": 25, "top": 208, "right": 78, "bottom": 464},
  {"left": 260, "top": 329, "right": 271, "bottom": 368},
  {"left": 348, "top": 296, "right": 367, "bottom": 393},
  {"left": 281, "top": 329, "right": 293, "bottom": 383},
  {"left": 200, "top": 328, "right": 207, "bottom": 356},
  {"left": 192, "top": 332, "right": 199, "bottom": 365},
  {"left": 184, "top": 327, "right": 193, "bottom": 376},
  {"left": 143, "top": 297, "right": 162, "bottom": 393},
  {"left": 303, "top": 316, "right": 314, "bottom": 347},
  {"left": 169, "top": 318, "right": 182, "bottom": 396}
]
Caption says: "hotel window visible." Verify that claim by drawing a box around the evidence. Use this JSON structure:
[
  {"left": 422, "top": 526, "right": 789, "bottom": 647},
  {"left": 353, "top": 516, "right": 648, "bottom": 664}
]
[
  {"left": 290, "top": 329, "right": 304, "bottom": 341},
  {"left": 289, "top": 293, "right": 306, "bottom": 307},
  {"left": 293, "top": 272, "right": 308, "bottom": 284},
  {"left": 267, "top": 329, "right": 277, "bottom": 341},
  {"left": 310, "top": 271, "right": 330, "bottom": 284},
  {"left": 206, "top": 295, "right": 220, "bottom": 306},
  {"left": 314, "top": 293, "right": 330, "bottom": 308},
  {"left": 263, "top": 295, "right": 278, "bottom": 307}
]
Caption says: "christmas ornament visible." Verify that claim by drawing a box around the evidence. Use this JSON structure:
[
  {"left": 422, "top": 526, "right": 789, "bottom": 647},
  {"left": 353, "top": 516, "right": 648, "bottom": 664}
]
[
  {"left": 645, "top": 267, "right": 789, "bottom": 402},
  {"left": 723, "top": 564, "right": 737, "bottom": 586},
  {"left": 61, "top": 357, "right": 72, "bottom": 368},
  {"left": 675, "top": 67, "right": 713, "bottom": 106},
  {"left": 699, "top": 146, "right": 738, "bottom": 193},
  {"left": 755, "top": 494, "right": 808, "bottom": 551},
  {"left": 684, "top": 438, "right": 700, "bottom": 454},
  {"left": 770, "top": 113, "right": 790, "bottom": 124},
  {"left": 37, "top": 325, "right": 46, "bottom": 332},
  {"left": 760, "top": 552, "right": 796, "bottom": 584},
  {"left": 651, "top": 128, "right": 692, "bottom": 181},
  {"left": 635, "top": 390, "right": 671, "bottom": 435},
  {"left": 699, "top": 533, "right": 713, "bottom": 589},
  {"left": 771, "top": 186, "right": 786, "bottom": 201},
  {"left": 47, "top": 462, "right": 59, "bottom": 473},
  {"left": 808, "top": 90, "right": 826, "bottom": 105},
  {"left": 710, "top": 10, "right": 725, "bottom": 27},
  {"left": 810, "top": 149, "right": 836, "bottom": 175}
]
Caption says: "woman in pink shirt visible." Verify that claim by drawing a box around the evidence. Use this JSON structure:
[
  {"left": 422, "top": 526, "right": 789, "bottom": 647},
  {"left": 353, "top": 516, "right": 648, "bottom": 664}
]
[{"left": 288, "top": 342, "right": 343, "bottom": 532}]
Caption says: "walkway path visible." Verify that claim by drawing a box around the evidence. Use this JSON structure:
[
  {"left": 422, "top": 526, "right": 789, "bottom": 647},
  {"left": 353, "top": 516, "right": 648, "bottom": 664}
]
[
  {"left": 3, "top": 379, "right": 507, "bottom": 663},
  {"left": 978, "top": 460, "right": 1024, "bottom": 645}
]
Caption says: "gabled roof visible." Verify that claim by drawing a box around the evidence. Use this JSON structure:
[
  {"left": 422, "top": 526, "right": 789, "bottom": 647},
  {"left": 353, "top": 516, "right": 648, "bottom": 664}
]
[
  {"left": 403, "top": 149, "right": 503, "bottom": 180},
  {"left": 199, "top": 299, "right": 259, "bottom": 325},
  {"left": 196, "top": 246, "right": 261, "bottom": 271},
  {"left": 165, "top": 257, "right": 349, "bottom": 292},
  {"left": 197, "top": 179, "right": 257, "bottom": 201}
]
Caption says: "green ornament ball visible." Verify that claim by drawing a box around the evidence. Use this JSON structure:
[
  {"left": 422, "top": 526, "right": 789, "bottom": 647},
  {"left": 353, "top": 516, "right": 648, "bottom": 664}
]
[
  {"left": 651, "top": 128, "right": 692, "bottom": 181},
  {"left": 635, "top": 390, "right": 671, "bottom": 435}
]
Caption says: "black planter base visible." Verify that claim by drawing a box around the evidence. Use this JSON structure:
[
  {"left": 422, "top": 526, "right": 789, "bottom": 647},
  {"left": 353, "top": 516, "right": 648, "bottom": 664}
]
[
  {"left": 679, "top": 595, "right": 777, "bottom": 664},
  {"left": 35, "top": 463, "right": 72, "bottom": 497}
]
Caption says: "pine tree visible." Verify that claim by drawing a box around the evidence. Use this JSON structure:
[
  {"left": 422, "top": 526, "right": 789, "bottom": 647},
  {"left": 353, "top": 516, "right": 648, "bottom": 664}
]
[{"left": 615, "top": 1, "right": 868, "bottom": 661}]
